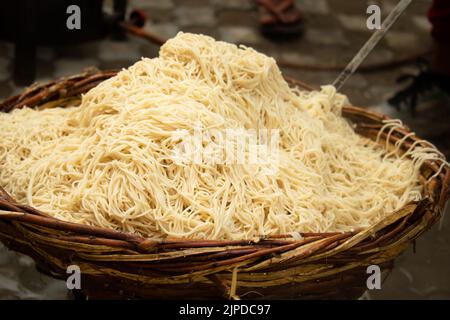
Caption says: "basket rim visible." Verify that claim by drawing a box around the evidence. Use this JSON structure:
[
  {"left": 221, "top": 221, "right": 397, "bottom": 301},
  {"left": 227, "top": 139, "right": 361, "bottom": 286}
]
[{"left": 0, "top": 70, "right": 448, "bottom": 250}]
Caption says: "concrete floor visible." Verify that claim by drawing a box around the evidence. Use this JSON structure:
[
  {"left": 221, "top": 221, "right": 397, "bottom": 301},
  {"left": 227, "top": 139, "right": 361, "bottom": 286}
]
[{"left": 0, "top": 0, "right": 449, "bottom": 299}]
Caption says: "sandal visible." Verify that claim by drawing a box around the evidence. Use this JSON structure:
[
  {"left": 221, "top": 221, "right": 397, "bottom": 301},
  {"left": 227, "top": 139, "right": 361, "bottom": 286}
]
[{"left": 257, "top": 0, "right": 304, "bottom": 39}]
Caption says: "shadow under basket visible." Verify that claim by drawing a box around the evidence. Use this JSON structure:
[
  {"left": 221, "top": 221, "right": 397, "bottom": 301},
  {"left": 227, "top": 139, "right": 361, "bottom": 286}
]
[{"left": 0, "top": 71, "right": 448, "bottom": 300}]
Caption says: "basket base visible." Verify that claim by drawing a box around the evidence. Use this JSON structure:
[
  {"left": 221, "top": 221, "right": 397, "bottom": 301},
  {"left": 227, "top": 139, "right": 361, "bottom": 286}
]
[{"left": 76, "top": 271, "right": 372, "bottom": 300}]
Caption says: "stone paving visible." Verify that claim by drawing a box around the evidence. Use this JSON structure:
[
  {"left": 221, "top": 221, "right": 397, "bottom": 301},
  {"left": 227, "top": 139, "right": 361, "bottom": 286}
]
[{"left": 0, "top": 0, "right": 449, "bottom": 299}]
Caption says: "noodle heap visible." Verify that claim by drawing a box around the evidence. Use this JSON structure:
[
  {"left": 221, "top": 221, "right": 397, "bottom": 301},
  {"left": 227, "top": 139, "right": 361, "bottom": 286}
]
[{"left": 0, "top": 33, "right": 442, "bottom": 240}]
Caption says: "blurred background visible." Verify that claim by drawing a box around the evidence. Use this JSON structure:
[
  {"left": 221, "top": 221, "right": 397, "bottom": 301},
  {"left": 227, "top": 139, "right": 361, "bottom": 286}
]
[{"left": 0, "top": 0, "right": 449, "bottom": 299}]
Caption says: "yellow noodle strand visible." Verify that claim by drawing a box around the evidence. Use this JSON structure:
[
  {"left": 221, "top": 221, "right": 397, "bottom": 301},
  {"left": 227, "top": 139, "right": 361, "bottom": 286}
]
[{"left": 0, "top": 33, "right": 447, "bottom": 240}]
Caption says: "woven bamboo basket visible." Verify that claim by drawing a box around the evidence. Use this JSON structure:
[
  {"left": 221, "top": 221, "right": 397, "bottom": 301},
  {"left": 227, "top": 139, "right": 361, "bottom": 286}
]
[{"left": 0, "top": 70, "right": 448, "bottom": 300}]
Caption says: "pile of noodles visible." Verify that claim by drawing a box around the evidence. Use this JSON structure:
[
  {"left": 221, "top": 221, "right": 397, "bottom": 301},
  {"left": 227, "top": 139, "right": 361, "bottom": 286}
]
[{"left": 0, "top": 33, "right": 446, "bottom": 240}]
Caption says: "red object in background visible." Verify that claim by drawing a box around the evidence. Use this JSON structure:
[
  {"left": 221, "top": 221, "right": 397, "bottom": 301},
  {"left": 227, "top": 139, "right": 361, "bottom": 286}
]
[{"left": 428, "top": 0, "right": 450, "bottom": 42}]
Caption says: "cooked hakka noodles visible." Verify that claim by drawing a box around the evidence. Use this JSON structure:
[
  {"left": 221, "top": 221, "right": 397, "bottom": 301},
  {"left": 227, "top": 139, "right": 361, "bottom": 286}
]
[{"left": 0, "top": 33, "right": 446, "bottom": 240}]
